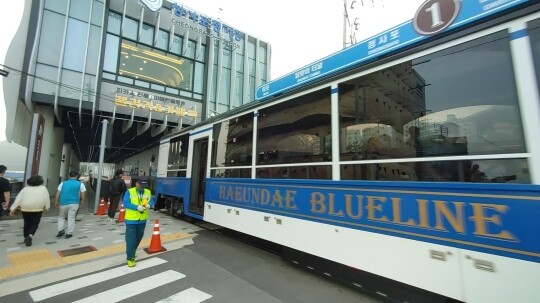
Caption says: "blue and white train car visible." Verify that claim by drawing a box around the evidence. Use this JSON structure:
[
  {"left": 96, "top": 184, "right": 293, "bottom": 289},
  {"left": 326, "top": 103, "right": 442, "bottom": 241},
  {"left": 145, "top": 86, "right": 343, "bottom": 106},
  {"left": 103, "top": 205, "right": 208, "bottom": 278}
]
[{"left": 155, "top": 1, "right": 540, "bottom": 302}]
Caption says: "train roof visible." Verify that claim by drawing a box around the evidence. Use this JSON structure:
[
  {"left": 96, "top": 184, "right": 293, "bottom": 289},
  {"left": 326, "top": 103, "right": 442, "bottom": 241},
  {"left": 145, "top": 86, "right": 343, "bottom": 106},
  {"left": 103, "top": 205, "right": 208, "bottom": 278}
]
[
  {"left": 255, "top": 0, "right": 533, "bottom": 102},
  {"left": 161, "top": 0, "right": 535, "bottom": 142}
]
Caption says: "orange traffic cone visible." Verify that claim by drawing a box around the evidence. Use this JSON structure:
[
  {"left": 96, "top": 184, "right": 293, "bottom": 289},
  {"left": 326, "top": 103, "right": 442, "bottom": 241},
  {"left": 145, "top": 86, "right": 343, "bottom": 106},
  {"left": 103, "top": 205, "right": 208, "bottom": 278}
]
[
  {"left": 95, "top": 198, "right": 106, "bottom": 215},
  {"left": 116, "top": 204, "right": 125, "bottom": 223},
  {"left": 105, "top": 199, "right": 110, "bottom": 212},
  {"left": 144, "top": 219, "right": 167, "bottom": 254}
]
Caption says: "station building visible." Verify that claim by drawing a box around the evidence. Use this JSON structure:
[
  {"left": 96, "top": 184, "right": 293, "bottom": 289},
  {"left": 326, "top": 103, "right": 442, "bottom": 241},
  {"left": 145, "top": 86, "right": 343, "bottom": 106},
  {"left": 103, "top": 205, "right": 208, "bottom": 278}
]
[{"left": 0, "top": 0, "right": 271, "bottom": 194}]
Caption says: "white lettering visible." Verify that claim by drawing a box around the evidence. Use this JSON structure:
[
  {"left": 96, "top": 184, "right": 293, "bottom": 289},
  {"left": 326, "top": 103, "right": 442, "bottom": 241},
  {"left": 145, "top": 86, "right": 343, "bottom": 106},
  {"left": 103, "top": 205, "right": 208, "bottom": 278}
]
[
  {"left": 311, "top": 62, "right": 323, "bottom": 72},
  {"left": 367, "top": 40, "right": 400, "bottom": 55},
  {"left": 483, "top": 0, "right": 513, "bottom": 10},
  {"left": 295, "top": 67, "right": 311, "bottom": 80},
  {"left": 378, "top": 34, "right": 388, "bottom": 45},
  {"left": 171, "top": 19, "right": 240, "bottom": 51},
  {"left": 367, "top": 40, "right": 376, "bottom": 49}
]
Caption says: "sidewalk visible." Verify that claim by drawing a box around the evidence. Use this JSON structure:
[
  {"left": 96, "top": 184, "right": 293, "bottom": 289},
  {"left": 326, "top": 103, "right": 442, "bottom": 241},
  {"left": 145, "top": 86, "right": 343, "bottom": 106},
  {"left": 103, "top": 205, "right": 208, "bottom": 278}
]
[{"left": 0, "top": 189, "right": 204, "bottom": 282}]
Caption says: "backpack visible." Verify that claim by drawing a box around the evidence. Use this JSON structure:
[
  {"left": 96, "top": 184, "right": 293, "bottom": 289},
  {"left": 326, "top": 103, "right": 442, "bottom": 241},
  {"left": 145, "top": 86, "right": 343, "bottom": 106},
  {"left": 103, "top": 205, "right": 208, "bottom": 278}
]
[{"left": 109, "top": 178, "right": 127, "bottom": 196}]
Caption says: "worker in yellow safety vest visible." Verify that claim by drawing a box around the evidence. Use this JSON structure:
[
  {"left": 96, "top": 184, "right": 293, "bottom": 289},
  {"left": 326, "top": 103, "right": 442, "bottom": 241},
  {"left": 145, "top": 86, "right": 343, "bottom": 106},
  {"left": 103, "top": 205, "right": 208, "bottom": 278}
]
[{"left": 122, "top": 178, "right": 154, "bottom": 267}]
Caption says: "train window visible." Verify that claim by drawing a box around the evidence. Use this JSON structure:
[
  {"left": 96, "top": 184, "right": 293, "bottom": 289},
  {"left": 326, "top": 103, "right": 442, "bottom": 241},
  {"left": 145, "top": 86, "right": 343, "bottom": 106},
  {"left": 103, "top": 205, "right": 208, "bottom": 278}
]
[
  {"left": 168, "top": 134, "right": 189, "bottom": 171},
  {"left": 211, "top": 168, "right": 251, "bottom": 178},
  {"left": 211, "top": 113, "right": 253, "bottom": 167},
  {"left": 167, "top": 170, "right": 186, "bottom": 177},
  {"left": 341, "top": 158, "right": 530, "bottom": 183},
  {"left": 257, "top": 88, "right": 332, "bottom": 165},
  {"left": 256, "top": 165, "right": 331, "bottom": 180},
  {"left": 339, "top": 30, "right": 525, "bottom": 162},
  {"left": 529, "top": 18, "right": 540, "bottom": 89}
]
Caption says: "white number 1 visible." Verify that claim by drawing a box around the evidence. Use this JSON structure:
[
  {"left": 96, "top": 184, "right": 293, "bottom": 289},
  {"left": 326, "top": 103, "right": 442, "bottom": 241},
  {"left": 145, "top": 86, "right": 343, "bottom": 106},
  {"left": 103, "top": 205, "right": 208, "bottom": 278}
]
[{"left": 426, "top": 2, "right": 444, "bottom": 28}]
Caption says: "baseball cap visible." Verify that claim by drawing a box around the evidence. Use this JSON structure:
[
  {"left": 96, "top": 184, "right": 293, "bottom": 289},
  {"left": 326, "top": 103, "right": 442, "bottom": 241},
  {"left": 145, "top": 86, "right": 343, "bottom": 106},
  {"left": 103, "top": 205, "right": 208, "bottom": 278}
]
[{"left": 138, "top": 178, "right": 149, "bottom": 185}]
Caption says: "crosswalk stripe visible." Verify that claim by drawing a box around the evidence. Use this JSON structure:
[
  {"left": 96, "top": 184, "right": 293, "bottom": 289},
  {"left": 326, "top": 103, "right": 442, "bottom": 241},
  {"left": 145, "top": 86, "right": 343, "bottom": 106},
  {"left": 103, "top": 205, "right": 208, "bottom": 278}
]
[
  {"left": 155, "top": 287, "right": 213, "bottom": 303},
  {"left": 29, "top": 257, "right": 168, "bottom": 302},
  {"left": 72, "top": 270, "right": 186, "bottom": 303}
]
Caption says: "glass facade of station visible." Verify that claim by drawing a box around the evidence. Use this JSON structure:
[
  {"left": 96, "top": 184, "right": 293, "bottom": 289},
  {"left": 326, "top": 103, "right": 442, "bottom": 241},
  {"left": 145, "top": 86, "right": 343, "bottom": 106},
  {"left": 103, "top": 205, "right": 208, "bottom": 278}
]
[
  {"left": 102, "top": 10, "right": 205, "bottom": 101},
  {"left": 27, "top": 0, "right": 271, "bottom": 127},
  {"left": 32, "top": 0, "right": 104, "bottom": 106}
]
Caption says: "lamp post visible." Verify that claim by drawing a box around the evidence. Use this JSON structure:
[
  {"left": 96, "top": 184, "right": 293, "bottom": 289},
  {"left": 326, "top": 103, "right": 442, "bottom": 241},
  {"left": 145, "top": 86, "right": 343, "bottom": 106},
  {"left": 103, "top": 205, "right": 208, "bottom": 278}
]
[{"left": 94, "top": 119, "right": 108, "bottom": 214}]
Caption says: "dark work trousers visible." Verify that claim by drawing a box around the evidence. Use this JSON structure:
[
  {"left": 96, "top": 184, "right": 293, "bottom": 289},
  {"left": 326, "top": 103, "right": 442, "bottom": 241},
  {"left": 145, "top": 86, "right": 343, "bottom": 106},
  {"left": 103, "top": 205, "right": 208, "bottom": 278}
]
[
  {"left": 125, "top": 223, "right": 146, "bottom": 260},
  {"left": 0, "top": 201, "right": 6, "bottom": 220},
  {"left": 22, "top": 211, "right": 43, "bottom": 238},
  {"left": 108, "top": 194, "right": 122, "bottom": 219}
]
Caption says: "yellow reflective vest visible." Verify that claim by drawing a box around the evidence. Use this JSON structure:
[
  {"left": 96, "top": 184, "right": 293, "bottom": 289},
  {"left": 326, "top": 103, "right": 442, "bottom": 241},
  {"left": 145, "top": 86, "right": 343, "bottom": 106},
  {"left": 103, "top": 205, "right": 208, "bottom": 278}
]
[{"left": 125, "top": 187, "right": 151, "bottom": 222}]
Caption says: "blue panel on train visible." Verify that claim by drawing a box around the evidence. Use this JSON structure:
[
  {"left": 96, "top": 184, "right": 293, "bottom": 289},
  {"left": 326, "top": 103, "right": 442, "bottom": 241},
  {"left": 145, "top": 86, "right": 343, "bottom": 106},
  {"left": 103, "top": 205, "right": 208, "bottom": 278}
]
[
  {"left": 155, "top": 177, "right": 191, "bottom": 199},
  {"left": 255, "top": 0, "right": 530, "bottom": 101},
  {"left": 206, "top": 178, "right": 540, "bottom": 263}
]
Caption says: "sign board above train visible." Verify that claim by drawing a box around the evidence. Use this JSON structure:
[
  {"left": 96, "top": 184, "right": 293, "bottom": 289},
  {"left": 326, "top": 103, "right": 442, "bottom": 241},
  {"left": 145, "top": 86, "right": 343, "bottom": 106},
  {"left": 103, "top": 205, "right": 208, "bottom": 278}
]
[{"left": 255, "top": 0, "right": 531, "bottom": 101}]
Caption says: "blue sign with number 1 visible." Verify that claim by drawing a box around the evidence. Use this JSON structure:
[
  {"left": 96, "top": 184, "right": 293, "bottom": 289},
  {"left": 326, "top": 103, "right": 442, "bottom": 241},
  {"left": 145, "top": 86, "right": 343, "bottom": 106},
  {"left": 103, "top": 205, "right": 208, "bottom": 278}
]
[{"left": 256, "top": 0, "right": 530, "bottom": 101}]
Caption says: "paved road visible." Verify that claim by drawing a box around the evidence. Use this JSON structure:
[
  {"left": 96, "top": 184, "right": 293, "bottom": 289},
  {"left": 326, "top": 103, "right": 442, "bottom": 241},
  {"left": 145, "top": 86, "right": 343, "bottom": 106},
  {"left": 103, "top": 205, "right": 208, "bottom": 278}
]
[
  {"left": 0, "top": 228, "right": 386, "bottom": 303},
  {"left": 0, "top": 185, "right": 386, "bottom": 302}
]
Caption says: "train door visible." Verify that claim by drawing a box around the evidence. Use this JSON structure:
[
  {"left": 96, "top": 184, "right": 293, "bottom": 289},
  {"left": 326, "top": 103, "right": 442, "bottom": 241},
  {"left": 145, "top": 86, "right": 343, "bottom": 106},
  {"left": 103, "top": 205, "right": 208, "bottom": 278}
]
[{"left": 188, "top": 136, "right": 208, "bottom": 216}]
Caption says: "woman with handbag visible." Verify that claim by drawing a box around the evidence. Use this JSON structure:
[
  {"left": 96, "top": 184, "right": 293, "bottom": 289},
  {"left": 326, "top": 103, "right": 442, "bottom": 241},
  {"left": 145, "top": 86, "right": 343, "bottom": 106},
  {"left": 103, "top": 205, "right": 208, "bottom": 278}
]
[{"left": 9, "top": 175, "right": 50, "bottom": 246}]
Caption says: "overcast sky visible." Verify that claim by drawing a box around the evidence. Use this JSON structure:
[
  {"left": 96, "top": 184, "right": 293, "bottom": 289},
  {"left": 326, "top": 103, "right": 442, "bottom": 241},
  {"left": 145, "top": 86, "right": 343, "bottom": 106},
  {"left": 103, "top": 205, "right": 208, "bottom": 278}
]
[{"left": 173, "top": 0, "right": 425, "bottom": 79}]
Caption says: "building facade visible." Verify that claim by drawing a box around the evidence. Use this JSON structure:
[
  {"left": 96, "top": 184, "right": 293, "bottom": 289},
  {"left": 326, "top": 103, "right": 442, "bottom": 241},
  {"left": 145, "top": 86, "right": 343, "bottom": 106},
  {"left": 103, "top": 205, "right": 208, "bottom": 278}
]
[{"left": 0, "top": 0, "right": 271, "bottom": 193}]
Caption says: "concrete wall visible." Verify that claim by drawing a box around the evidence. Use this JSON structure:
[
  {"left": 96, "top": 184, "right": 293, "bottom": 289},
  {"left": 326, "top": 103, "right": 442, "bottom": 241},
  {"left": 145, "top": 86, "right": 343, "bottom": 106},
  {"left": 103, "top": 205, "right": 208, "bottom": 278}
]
[
  {"left": 70, "top": 150, "right": 80, "bottom": 175},
  {"left": 121, "top": 146, "right": 159, "bottom": 177},
  {"left": 60, "top": 143, "right": 72, "bottom": 180},
  {"left": 35, "top": 106, "right": 64, "bottom": 195}
]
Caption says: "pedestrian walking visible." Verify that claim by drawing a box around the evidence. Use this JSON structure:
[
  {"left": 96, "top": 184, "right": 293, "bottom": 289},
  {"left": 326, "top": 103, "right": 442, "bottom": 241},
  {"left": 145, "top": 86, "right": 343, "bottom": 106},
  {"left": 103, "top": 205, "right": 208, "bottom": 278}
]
[
  {"left": 0, "top": 165, "right": 11, "bottom": 220},
  {"left": 9, "top": 175, "right": 50, "bottom": 246},
  {"left": 123, "top": 178, "right": 154, "bottom": 267},
  {"left": 108, "top": 169, "right": 127, "bottom": 222},
  {"left": 75, "top": 172, "right": 82, "bottom": 222},
  {"left": 55, "top": 170, "right": 86, "bottom": 239}
]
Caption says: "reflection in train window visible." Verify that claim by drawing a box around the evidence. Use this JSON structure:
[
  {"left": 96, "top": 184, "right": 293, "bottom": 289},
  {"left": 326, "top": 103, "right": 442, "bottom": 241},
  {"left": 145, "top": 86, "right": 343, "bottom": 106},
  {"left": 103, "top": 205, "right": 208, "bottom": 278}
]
[
  {"left": 256, "top": 166, "right": 331, "bottom": 180},
  {"left": 341, "top": 158, "right": 530, "bottom": 183},
  {"left": 168, "top": 134, "right": 189, "bottom": 170},
  {"left": 211, "top": 168, "right": 251, "bottom": 178},
  {"left": 257, "top": 88, "right": 332, "bottom": 165},
  {"left": 339, "top": 30, "right": 525, "bottom": 162},
  {"left": 212, "top": 113, "right": 253, "bottom": 167}
]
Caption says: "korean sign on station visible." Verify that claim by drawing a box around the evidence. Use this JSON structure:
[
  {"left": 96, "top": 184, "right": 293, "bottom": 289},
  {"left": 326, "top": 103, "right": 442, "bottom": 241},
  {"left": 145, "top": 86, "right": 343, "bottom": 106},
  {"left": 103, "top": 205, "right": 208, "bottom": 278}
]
[
  {"left": 99, "top": 82, "right": 202, "bottom": 124},
  {"left": 114, "top": 89, "right": 198, "bottom": 119}
]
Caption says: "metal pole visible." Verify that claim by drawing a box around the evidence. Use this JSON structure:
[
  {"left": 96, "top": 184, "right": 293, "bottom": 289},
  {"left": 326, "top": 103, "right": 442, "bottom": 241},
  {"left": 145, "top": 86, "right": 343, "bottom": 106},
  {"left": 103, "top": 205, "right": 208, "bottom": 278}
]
[{"left": 94, "top": 119, "right": 108, "bottom": 214}]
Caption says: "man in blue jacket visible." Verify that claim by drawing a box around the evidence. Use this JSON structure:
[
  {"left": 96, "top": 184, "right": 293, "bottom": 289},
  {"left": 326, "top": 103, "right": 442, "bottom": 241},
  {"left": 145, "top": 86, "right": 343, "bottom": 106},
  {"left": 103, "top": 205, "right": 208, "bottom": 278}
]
[
  {"left": 123, "top": 178, "right": 154, "bottom": 267},
  {"left": 55, "top": 170, "right": 86, "bottom": 238}
]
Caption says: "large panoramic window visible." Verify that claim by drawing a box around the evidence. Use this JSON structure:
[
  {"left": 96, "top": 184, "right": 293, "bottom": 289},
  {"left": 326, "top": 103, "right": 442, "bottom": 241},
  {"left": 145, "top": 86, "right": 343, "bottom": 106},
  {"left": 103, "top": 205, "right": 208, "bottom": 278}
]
[
  {"left": 257, "top": 88, "right": 332, "bottom": 165},
  {"left": 529, "top": 18, "right": 540, "bottom": 88},
  {"left": 119, "top": 40, "right": 193, "bottom": 89},
  {"left": 167, "top": 135, "right": 189, "bottom": 177},
  {"left": 255, "top": 88, "right": 333, "bottom": 180},
  {"left": 339, "top": 30, "right": 529, "bottom": 183},
  {"left": 212, "top": 113, "right": 254, "bottom": 168}
]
